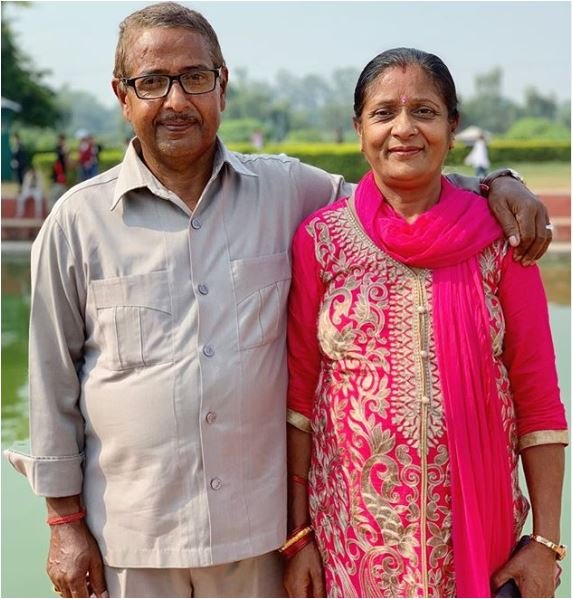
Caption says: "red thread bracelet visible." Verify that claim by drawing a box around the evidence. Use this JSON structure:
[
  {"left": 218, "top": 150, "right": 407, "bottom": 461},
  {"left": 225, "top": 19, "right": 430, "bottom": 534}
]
[
  {"left": 289, "top": 473, "right": 308, "bottom": 486},
  {"left": 46, "top": 510, "right": 86, "bottom": 526}
]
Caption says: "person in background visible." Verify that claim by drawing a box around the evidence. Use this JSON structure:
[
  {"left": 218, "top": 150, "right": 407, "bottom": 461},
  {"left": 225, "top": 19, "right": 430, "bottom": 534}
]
[
  {"left": 251, "top": 127, "right": 264, "bottom": 150},
  {"left": 78, "top": 132, "right": 99, "bottom": 180},
  {"left": 465, "top": 131, "right": 490, "bottom": 177},
  {"left": 15, "top": 166, "right": 45, "bottom": 219},
  {"left": 285, "top": 47, "right": 567, "bottom": 598},
  {"left": 4, "top": 4, "right": 553, "bottom": 598},
  {"left": 50, "top": 133, "right": 69, "bottom": 210},
  {"left": 11, "top": 132, "right": 28, "bottom": 190}
]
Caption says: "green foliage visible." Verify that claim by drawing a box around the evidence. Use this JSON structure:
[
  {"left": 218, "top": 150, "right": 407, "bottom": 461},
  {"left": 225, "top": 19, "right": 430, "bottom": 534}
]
[
  {"left": 219, "top": 118, "right": 268, "bottom": 143},
  {"left": 56, "top": 86, "right": 126, "bottom": 140},
  {"left": 283, "top": 128, "right": 327, "bottom": 143},
  {"left": 504, "top": 117, "right": 570, "bottom": 141},
  {"left": 485, "top": 140, "right": 570, "bottom": 163},
  {"left": 460, "top": 95, "right": 522, "bottom": 134},
  {"left": 32, "top": 141, "right": 569, "bottom": 188},
  {"left": 453, "top": 140, "right": 570, "bottom": 165},
  {"left": 1, "top": 9, "right": 61, "bottom": 127},
  {"left": 523, "top": 87, "right": 558, "bottom": 120},
  {"left": 33, "top": 149, "right": 125, "bottom": 187}
]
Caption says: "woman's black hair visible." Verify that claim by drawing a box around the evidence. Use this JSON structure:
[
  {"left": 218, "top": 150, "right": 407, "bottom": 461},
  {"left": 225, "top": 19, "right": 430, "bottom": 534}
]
[{"left": 354, "top": 47, "right": 459, "bottom": 122}]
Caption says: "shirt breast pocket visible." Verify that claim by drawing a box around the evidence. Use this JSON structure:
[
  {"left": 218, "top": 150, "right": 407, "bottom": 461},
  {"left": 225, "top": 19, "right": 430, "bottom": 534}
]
[
  {"left": 231, "top": 252, "right": 292, "bottom": 350},
  {"left": 91, "top": 271, "right": 173, "bottom": 371}
]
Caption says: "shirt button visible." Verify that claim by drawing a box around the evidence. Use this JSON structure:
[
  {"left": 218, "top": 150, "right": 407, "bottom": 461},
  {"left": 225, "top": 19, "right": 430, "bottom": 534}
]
[
  {"left": 420, "top": 396, "right": 430, "bottom": 405},
  {"left": 417, "top": 305, "right": 427, "bottom": 314},
  {"left": 210, "top": 477, "right": 222, "bottom": 490},
  {"left": 419, "top": 350, "right": 429, "bottom": 359},
  {"left": 203, "top": 344, "right": 215, "bottom": 358},
  {"left": 206, "top": 411, "right": 217, "bottom": 424},
  {"left": 198, "top": 284, "right": 209, "bottom": 295},
  {"left": 191, "top": 218, "right": 202, "bottom": 230}
]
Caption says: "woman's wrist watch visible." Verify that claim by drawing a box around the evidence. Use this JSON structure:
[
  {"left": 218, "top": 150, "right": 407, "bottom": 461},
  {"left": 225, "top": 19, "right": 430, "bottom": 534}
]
[
  {"left": 530, "top": 534, "right": 567, "bottom": 560},
  {"left": 479, "top": 168, "right": 525, "bottom": 196}
]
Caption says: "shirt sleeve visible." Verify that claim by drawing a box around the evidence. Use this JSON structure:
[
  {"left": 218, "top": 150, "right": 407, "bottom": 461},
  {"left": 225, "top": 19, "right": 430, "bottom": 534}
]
[
  {"left": 4, "top": 216, "right": 86, "bottom": 497},
  {"left": 445, "top": 173, "right": 482, "bottom": 194},
  {"left": 292, "top": 160, "right": 354, "bottom": 217},
  {"left": 499, "top": 249, "right": 568, "bottom": 451},
  {"left": 287, "top": 220, "right": 325, "bottom": 432}
]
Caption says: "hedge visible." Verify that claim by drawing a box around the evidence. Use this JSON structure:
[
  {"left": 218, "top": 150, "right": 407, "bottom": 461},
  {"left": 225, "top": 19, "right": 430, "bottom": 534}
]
[{"left": 33, "top": 140, "right": 569, "bottom": 187}]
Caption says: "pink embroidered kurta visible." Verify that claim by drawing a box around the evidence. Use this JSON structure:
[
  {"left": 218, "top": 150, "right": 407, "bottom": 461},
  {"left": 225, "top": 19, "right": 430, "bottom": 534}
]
[{"left": 287, "top": 184, "right": 567, "bottom": 598}]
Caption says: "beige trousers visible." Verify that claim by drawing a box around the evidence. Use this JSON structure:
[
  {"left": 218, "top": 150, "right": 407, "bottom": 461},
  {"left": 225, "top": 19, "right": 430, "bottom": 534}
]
[{"left": 104, "top": 551, "right": 286, "bottom": 598}]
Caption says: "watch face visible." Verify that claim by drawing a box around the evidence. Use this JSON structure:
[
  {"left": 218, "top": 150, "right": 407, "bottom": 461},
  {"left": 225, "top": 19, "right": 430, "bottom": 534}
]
[{"left": 506, "top": 169, "right": 524, "bottom": 183}]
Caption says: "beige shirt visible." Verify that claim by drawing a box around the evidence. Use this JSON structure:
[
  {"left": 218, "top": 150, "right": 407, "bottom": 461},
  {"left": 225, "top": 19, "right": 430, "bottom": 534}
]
[{"left": 6, "top": 140, "right": 349, "bottom": 568}]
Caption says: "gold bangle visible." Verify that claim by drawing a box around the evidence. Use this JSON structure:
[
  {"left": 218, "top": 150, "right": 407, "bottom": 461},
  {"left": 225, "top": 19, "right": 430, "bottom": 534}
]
[
  {"left": 530, "top": 534, "right": 567, "bottom": 560},
  {"left": 279, "top": 526, "right": 313, "bottom": 553}
]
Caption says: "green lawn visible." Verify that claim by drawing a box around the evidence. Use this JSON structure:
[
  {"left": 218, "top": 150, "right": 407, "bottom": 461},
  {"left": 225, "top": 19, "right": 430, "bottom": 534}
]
[{"left": 444, "top": 162, "right": 571, "bottom": 193}]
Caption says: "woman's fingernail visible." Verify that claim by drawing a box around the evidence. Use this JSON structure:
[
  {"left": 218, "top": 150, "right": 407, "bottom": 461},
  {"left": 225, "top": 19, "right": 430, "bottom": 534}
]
[{"left": 509, "top": 235, "right": 519, "bottom": 247}]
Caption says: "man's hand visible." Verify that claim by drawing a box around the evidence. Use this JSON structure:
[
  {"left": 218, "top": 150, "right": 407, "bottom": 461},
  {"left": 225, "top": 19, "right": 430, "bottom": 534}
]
[
  {"left": 284, "top": 542, "right": 325, "bottom": 598},
  {"left": 487, "top": 177, "right": 552, "bottom": 265},
  {"left": 491, "top": 541, "right": 558, "bottom": 598},
  {"left": 47, "top": 520, "right": 107, "bottom": 598}
]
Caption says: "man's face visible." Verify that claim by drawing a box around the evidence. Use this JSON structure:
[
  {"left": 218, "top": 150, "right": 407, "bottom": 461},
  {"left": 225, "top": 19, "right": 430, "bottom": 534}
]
[{"left": 113, "top": 27, "right": 227, "bottom": 168}]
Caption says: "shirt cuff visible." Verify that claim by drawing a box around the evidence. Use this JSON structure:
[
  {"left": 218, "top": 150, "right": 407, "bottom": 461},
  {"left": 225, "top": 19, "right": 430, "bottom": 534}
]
[
  {"left": 287, "top": 408, "right": 312, "bottom": 433},
  {"left": 4, "top": 445, "right": 84, "bottom": 497},
  {"left": 518, "top": 429, "right": 569, "bottom": 452}
]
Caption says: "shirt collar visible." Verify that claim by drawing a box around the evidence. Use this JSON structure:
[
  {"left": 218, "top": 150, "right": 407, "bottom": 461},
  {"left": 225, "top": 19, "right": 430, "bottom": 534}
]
[{"left": 110, "top": 137, "right": 257, "bottom": 211}]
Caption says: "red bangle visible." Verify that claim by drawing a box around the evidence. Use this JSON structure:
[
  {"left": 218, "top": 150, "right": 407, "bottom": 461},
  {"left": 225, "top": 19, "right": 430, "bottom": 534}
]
[
  {"left": 46, "top": 510, "right": 86, "bottom": 526},
  {"left": 288, "top": 523, "right": 309, "bottom": 537},
  {"left": 289, "top": 473, "right": 308, "bottom": 486},
  {"left": 281, "top": 530, "right": 314, "bottom": 560}
]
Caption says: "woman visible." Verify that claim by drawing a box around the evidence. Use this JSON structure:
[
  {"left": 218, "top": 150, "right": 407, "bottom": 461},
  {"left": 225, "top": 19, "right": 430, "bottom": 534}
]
[{"left": 284, "top": 48, "right": 567, "bottom": 598}]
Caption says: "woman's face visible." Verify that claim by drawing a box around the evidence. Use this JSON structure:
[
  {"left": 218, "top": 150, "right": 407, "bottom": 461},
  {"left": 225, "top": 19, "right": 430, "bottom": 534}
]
[{"left": 354, "top": 65, "right": 457, "bottom": 193}]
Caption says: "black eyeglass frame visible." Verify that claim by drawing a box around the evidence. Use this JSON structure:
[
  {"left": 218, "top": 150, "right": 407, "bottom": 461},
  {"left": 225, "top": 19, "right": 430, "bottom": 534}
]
[{"left": 122, "top": 68, "right": 222, "bottom": 99}]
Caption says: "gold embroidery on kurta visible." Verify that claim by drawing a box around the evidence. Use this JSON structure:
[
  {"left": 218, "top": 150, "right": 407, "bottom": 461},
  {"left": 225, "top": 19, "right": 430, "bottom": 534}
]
[{"left": 304, "top": 205, "right": 524, "bottom": 597}]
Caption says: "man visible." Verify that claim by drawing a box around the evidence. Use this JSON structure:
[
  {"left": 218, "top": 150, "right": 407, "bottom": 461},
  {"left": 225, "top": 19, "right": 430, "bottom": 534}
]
[
  {"left": 10, "top": 132, "right": 27, "bottom": 190},
  {"left": 464, "top": 131, "right": 491, "bottom": 177},
  {"left": 5, "top": 3, "right": 552, "bottom": 598},
  {"left": 50, "top": 133, "right": 69, "bottom": 210}
]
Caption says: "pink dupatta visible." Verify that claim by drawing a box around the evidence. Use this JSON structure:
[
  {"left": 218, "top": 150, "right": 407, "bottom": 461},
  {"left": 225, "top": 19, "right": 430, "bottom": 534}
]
[{"left": 354, "top": 171, "right": 515, "bottom": 597}]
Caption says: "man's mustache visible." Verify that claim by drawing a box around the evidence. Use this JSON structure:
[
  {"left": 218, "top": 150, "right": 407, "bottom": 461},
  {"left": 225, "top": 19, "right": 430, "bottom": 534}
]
[{"left": 158, "top": 112, "right": 199, "bottom": 124}]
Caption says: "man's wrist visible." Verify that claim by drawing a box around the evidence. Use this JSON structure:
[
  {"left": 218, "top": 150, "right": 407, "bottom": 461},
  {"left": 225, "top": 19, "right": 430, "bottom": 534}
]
[
  {"left": 479, "top": 168, "right": 525, "bottom": 197},
  {"left": 46, "top": 494, "right": 83, "bottom": 518}
]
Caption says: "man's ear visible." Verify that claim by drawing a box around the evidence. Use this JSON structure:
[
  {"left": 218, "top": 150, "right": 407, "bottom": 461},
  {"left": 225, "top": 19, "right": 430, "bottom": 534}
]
[
  {"left": 218, "top": 66, "right": 229, "bottom": 112},
  {"left": 112, "top": 79, "right": 131, "bottom": 120}
]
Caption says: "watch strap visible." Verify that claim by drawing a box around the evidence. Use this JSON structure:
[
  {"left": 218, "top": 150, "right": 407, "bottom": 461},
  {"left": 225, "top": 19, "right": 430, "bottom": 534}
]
[
  {"left": 531, "top": 534, "right": 567, "bottom": 560},
  {"left": 479, "top": 168, "right": 525, "bottom": 196}
]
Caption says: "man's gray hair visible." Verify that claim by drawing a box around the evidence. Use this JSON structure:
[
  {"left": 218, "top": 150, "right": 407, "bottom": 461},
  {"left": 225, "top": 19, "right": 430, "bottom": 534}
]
[{"left": 114, "top": 2, "right": 225, "bottom": 79}]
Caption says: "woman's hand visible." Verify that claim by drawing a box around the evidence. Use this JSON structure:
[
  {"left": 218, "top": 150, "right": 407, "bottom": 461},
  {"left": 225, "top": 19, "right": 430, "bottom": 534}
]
[
  {"left": 491, "top": 541, "right": 559, "bottom": 598},
  {"left": 284, "top": 541, "right": 325, "bottom": 598}
]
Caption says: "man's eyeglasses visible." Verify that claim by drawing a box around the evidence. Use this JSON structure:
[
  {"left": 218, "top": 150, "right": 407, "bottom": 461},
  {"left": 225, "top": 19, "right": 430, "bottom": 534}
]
[{"left": 122, "top": 68, "right": 222, "bottom": 100}]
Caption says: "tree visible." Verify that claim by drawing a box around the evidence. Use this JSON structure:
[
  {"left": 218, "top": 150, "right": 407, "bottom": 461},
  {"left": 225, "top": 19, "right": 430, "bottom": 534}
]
[
  {"left": 460, "top": 67, "right": 521, "bottom": 134},
  {"left": 504, "top": 117, "right": 570, "bottom": 140},
  {"left": 56, "top": 87, "right": 121, "bottom": 137},
  {"left": 556, "top": 101, "right": 570, "bottom": 129},
  {"left": 1, "top": 4, "right": 62, "bottom": 127},
  {"left": 523, "top": 87, "right": 557, "bottom": 120}
]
